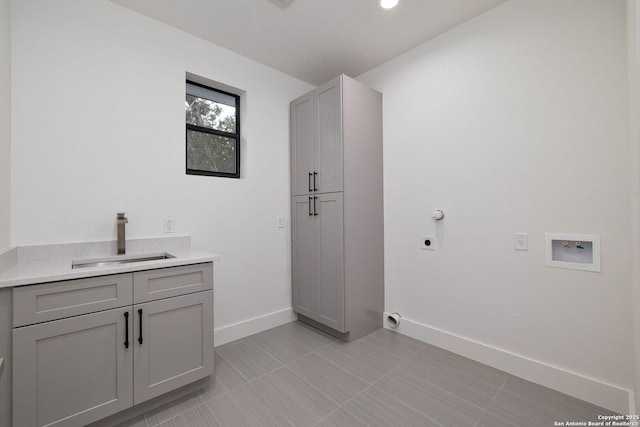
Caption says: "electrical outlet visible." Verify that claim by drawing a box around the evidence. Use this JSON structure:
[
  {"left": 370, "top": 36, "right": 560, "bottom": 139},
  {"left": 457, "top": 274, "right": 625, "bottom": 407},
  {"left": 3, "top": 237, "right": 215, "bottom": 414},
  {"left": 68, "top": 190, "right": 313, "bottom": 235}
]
[
  {"left": 164, "top": 217, "right": 175, "bottom": 233},
  {"left": 421, "top": 235, "right": 435, "bottom": 250},
  {"left": 515, "top": 233, "right": 528, "bottom": 251},
  {"left": 276, "top": 216, "right": 285, "bottom": 228}
]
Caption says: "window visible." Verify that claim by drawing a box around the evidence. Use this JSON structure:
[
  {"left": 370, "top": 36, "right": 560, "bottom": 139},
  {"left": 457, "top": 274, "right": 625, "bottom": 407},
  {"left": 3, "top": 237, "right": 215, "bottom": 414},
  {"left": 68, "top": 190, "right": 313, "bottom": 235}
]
[{"left": 185, "top": 80, "right": 240, "bottom": 178}]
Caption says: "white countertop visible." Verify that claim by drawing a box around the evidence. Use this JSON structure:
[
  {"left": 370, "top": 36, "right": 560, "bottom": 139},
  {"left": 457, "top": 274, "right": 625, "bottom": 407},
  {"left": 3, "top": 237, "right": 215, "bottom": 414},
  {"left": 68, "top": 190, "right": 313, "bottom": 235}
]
[{"left": 0, "top": 237, "right": 220, "bottom": 288}]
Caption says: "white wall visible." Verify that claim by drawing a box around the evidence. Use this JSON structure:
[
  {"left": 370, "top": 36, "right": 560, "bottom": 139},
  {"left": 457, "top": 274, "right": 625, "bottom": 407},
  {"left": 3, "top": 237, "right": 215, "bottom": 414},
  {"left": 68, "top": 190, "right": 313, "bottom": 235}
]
[
  {"left": 359, "top": 0, "right": 633, "bottom": 412},
  {"left": 0, "top": 4, "right": 10, "bottom": 425},
  {"left": 11, "top": 0, "right": 313, "bottom": 337},
  {"left": 0, "top": 0, "right": 10, "bottom": 252},
  {"left": 629, "top": 0, "right": 640, "bottom": 414}
]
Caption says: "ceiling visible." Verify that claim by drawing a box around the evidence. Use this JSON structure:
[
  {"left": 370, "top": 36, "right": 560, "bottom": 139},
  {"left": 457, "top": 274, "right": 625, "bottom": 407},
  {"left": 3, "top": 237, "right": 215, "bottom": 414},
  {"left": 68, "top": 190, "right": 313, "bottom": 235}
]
[{"left": 111, "top": 0, "right": 506, "bottom": 85}]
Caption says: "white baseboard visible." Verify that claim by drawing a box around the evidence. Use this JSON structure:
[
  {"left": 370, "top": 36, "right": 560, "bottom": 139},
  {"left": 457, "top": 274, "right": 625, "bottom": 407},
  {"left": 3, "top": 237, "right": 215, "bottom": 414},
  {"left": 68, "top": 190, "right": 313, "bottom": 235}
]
[
  {"left": 383, "top": 312, "right": 633, "bottom": 414},
  {"left": 214, "top": 308, "right": 297, "bottom": 347}
]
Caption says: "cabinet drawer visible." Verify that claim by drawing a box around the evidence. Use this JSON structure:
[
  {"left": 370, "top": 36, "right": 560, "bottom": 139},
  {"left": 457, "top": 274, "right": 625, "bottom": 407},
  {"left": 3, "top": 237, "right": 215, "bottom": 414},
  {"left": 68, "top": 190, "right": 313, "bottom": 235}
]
[
  {"left": 13, "top": 274, "right": 133, "bottom": 327},
  {"left": 133, "top": 263, "right": 213, "bottom": 303}
]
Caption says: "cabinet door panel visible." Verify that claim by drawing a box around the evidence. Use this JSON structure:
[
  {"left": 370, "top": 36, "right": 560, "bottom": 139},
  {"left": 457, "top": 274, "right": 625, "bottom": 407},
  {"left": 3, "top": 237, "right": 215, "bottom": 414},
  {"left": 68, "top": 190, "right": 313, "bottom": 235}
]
[
  {"left": 291, "top": 196, "right": 317, "bottom": 318},
  {"left": 291, "top": 92, "right": 316, "bottom": 196},
  {"left": 13, "top": 308, "right": 133, "bottom": 427},
  {"left": 316, "top": 76, "right": 343, "bottom": 193},
  {"left": 316, "top": 193, "right": 345, "bottom": 332},
  {"left": 134, "top": 291, "right": 214, "bottom": 405}
]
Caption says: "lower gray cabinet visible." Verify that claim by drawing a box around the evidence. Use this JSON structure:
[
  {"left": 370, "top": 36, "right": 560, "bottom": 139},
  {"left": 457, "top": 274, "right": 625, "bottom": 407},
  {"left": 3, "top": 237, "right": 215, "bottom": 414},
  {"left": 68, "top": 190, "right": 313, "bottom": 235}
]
[
  {"left": 12, "top": 264, "right": 215, "bottom": 427},
  {"left": 134, "top": 290, "right": 214, "bottom": 404},
  {"left": 13, "top": 307, "right": 133, "bottom": 427},
  {"left": 292, "top": 193, "right": 345, "bottom": 332}
]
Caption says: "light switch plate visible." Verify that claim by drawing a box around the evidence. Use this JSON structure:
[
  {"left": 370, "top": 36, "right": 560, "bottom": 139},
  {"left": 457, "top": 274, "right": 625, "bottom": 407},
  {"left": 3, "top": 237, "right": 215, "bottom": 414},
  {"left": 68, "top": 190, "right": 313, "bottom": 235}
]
[
  {"left": 515, "top": 233, "right": 528, "bottom": 251},
  {"left": 164, "top": 217, "right": 176, "bottom": 233}
]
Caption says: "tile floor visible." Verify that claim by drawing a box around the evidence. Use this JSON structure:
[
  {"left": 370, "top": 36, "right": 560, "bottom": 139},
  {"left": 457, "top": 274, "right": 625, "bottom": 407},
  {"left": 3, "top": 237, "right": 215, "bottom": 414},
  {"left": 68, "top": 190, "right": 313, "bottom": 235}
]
[{"left": 116, "top": 321, "right": 618, "bottom": 427}]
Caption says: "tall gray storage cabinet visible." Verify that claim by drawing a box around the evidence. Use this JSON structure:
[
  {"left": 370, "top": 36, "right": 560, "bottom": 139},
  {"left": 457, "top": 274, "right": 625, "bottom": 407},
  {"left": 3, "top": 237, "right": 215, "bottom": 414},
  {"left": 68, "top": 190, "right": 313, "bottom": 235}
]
[{"left": 290, "top": 74, "right": 384, "bottom": 342}]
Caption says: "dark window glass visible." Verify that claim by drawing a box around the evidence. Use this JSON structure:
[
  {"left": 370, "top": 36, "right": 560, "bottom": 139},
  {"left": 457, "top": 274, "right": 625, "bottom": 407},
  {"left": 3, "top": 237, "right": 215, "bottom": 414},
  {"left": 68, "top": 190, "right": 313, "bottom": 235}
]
[
  {"left": 186, "top": 81, "right": 240, "bottom": 178},
  {"left": 186, "top": 130, "right": 236, "bottom": 173}
]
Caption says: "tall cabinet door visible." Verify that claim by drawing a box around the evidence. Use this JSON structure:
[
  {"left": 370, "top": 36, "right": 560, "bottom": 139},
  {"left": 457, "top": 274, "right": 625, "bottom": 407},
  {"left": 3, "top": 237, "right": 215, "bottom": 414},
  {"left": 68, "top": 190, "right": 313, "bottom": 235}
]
[
  {"left": 133, "top": 291, "right": 214, "bottom": 405},
  {"left": 292, "top": 195, "right": 317, "bottom": 318},
  {"left": 13, "top": 308, "right": 133, "bottom": 427},
  {"left": 315, "top": 193, "right": 345, "bottom": 332},
  {"left": 316, "top": 76, "right": 343, "bottom": 194},
  {"left": 291, "top": 92, "right": 316, "bottom": 196}
]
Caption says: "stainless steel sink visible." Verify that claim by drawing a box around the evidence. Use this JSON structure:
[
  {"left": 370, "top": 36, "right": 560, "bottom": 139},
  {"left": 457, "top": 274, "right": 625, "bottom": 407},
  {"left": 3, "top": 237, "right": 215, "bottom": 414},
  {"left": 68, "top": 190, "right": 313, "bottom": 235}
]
[{"left": 72, "top": 252, "right": 176, "bottom": 269}]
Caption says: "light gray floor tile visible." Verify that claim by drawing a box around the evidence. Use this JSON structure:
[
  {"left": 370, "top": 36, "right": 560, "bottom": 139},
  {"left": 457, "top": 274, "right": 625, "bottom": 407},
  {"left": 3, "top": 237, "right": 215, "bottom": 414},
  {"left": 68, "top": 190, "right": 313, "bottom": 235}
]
[
  {"left": 112, "top": 414, "right": 148, "bottom": 427},
  {"left": 287, "top": 353, "right": 369, "bottom": 404},
  {"left": 417, "top": 344, "right": 508, "bottom": 387},
  {"left": 273, "top": 321, "right": 337, "bottom": 350},
  {"left": 135, "top": 322, "right": 621, "bottom": 427},
  {"left": 316, "top": 341, "right": 395, "bottom": 383},
  {"left": 398, "top": 347, "right": 504, "bottom": 408},
  {"left": 207, "top": 383, "right": 294, "bottom": 427},
  {"left": 376, "top": 368, "right": 485, "bottom": 427},
  {"left": 488, "top": 376, "right": 618, "bottom": 426},
  {"left": 352, "top": 334, "right": 418, "bottom": 365},
  {"left": 475, "top": 410, "right": 518, "bottom": 427},
  {"left": 155, "top": 403, "right": 219, "bottom": 427},
  {"left": 253, "top": 367, "right": 338, "bottom": 427},
  {"left": 145, "top": 391, "right": 204, "bottom": 427},
  {"left": 400, "top": 346, "right": 507, "bottom": 409},
  {"left": 369, "top": 328, "right": 429, "bottom": 353},
  {"left": 343, "top": 386, "right": 441, "bottom": 427},
  {"left": 199, "top": 351, "right": 247, "bottom": 401},
  {"left": 249, "top": 329, "right": 313, "bottom": 364},
  {"left": 315, "top": 408, "right": 368, "bottom": 427},
  {"left": 504, "top": 376, "right": 618, "bottom": 417},
  {"left": 215, "top": 339, "right": 281, "bottom": 381}
]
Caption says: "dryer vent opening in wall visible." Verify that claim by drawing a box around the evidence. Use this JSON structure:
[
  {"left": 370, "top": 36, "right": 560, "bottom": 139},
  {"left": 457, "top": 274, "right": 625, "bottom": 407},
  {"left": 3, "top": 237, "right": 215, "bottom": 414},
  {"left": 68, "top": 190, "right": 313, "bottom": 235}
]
[{"left": 387, "top": 312, "right": 401, "bottom": 328}]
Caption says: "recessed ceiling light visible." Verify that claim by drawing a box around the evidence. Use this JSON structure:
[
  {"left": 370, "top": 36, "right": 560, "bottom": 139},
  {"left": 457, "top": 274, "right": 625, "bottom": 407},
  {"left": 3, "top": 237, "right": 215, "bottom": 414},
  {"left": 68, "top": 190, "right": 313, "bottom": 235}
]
[
  {"left": 269, "top": 0, "right": 294, "bottom": 8},
  {"left": 379, "top": 0, "right": 399, "bottom": 10}
]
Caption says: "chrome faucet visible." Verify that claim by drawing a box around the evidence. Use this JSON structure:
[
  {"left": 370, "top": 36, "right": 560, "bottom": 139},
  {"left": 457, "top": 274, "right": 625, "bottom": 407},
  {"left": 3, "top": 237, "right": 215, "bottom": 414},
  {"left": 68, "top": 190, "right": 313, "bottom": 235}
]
[{"left": 117, "top": 212, "right": 128, "bottom": 255}]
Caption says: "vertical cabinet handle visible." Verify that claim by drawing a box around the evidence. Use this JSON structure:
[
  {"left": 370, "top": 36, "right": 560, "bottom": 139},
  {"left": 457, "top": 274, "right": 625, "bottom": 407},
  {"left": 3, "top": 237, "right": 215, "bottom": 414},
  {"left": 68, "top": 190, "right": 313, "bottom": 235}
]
[
  {"left": 313, "top": 172, "right": 318, "bottom": 192},
  {"left": 314, "top": 197, "right": 318, "bottom": 216},
  {"left": 138, "top": 308, "right": 143, "bottom": 344},
  {"left": 308, "top": 172, "right": 313, "bottom": 192},
  {"left": 124, "top": 311, "right": 129, "bottom": 349},
  {"left": 308, "top": 197, "right": 313, "bottom": 216}
]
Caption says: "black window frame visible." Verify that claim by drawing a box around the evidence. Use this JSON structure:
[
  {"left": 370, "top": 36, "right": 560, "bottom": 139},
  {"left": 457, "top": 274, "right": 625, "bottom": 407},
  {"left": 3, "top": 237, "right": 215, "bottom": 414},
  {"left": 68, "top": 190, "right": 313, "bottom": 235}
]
[{"left": 185, "top": 80, "right": 241, "bottom": 179}]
